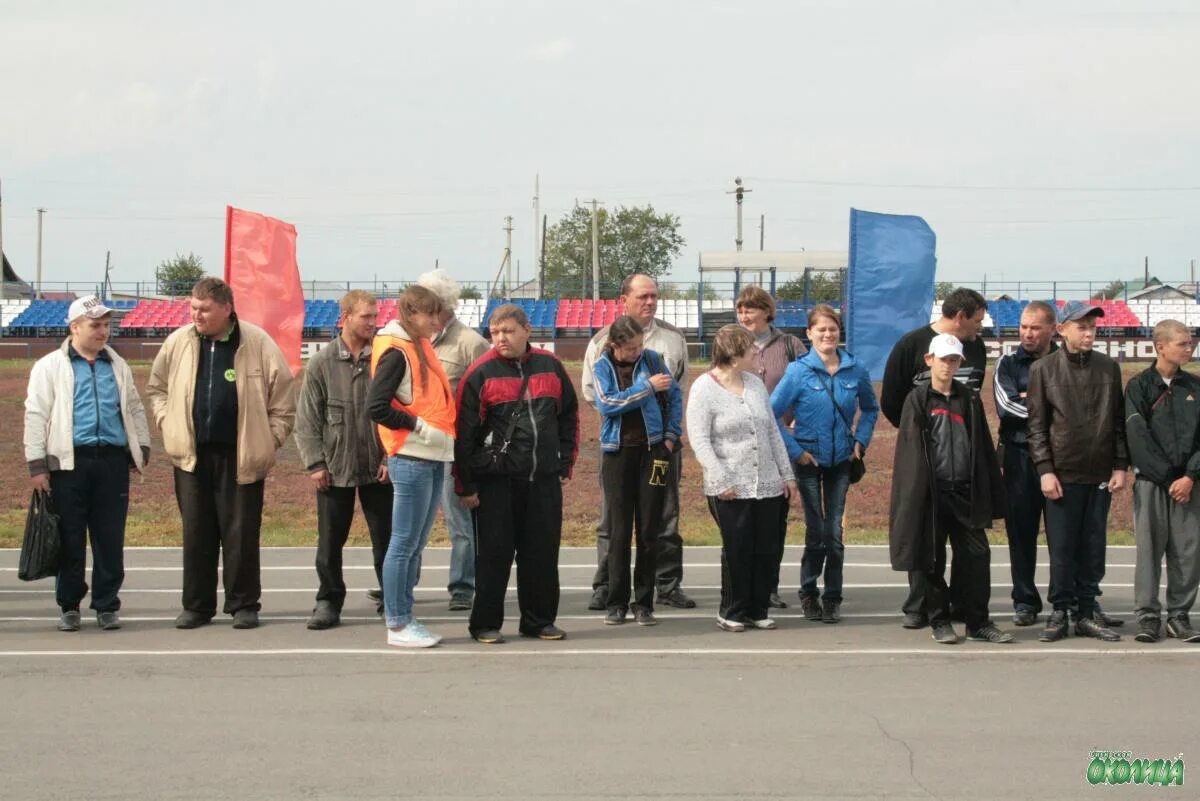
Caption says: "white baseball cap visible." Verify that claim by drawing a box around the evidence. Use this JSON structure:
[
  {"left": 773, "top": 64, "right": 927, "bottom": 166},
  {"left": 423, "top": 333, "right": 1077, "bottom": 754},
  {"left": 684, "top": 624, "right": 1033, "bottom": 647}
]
[
  {"left": 67, "top": 295, "right": 113, "bottom": 323},
  {"left": 927, "top": 333, "right": 964, "bottom": 359}
]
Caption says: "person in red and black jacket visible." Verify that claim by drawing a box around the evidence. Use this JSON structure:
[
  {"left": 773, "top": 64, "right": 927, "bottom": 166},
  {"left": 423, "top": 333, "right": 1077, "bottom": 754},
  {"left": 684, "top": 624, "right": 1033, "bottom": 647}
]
[{"left": 454, "top": 304, "right": 579, "bottom": 644}]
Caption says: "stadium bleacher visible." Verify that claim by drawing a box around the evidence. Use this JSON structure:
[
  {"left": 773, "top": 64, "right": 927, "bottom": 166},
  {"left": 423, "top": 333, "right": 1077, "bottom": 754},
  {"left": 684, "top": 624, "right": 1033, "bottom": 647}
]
[
  {"left": 0, "top": 298, "right": 32, "bottom": 333},
  {"left": 8, "top": 293, "right": 1200, "bottom": 343}
]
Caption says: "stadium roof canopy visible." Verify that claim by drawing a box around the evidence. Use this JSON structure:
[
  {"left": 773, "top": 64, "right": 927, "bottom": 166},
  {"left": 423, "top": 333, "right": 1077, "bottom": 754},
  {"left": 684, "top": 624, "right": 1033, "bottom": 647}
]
[{"left": 698, "top": 250, "right": 848, "bottom": 273}]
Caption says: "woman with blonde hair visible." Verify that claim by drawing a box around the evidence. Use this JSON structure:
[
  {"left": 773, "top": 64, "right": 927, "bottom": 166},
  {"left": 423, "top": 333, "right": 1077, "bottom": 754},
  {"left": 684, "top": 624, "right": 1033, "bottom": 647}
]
[
  {"left": 367, "top": 285, "right": 457, "bottom": 648},
  {"left": 688, "top": 324, "right": 797, "bottom": 631},
  {"left": 770, "top": 304, "right": 878, "bottom": 624}
]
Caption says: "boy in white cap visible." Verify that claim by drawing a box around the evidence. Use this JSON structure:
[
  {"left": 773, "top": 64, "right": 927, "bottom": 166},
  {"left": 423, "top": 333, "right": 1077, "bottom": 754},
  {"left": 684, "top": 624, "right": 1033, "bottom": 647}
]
[
  {"left": 888, "top": 334, "right": 1011, "bottom": 644},
  {"left": 23, "top": 295, "right": 150, "bottom": 631}
]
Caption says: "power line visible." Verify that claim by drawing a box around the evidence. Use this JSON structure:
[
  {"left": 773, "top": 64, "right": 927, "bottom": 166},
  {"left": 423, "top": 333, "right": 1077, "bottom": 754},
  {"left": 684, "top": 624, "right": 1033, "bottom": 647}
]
[{"left": 748, "top": 175, "right": 1200, "bottom": 192}]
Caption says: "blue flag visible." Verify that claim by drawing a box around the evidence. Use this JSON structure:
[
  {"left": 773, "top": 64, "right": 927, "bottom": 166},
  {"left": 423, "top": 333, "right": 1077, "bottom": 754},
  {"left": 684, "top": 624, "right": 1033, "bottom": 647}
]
[{"left": 845, "top": 208, "right": 937, "bottom": 381}]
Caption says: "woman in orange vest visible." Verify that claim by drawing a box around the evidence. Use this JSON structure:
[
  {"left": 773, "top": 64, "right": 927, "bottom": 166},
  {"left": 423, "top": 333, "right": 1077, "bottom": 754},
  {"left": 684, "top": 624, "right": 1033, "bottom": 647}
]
[{"left": 367, "top": 286, "right": 457, "bottom": 648}]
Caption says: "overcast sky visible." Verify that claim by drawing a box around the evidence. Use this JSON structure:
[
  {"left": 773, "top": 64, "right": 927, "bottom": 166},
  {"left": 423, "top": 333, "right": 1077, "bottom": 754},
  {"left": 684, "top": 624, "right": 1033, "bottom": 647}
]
[{"left": 2, "top": 0, "right": 1198, "bottom": 294}]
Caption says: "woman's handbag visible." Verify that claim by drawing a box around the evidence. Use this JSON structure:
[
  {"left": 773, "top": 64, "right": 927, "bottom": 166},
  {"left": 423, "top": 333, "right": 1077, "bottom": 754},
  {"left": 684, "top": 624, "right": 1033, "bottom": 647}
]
[
  {"left": 819, "top": 375, "right": 866, "bottom": 484},
  {"left": 19, "top": 490, "right": 61, "bottom": 581}
]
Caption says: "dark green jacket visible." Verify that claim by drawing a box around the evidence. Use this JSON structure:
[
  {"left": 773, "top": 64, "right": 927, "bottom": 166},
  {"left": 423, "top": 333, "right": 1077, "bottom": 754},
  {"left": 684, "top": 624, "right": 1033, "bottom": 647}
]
[{"left": 1124, "top": 365, "right": 1200, "bottom": 487}]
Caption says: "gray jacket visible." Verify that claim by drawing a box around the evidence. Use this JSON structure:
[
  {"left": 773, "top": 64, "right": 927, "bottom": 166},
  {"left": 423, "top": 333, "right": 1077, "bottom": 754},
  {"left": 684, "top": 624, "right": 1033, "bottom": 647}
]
[{"left": 294, "top": 336, "right": 385, "bottom": 486}]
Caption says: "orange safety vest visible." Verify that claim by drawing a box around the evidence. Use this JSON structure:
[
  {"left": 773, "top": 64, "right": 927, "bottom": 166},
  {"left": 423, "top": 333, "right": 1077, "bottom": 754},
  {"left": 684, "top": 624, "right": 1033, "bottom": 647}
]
[{"left": 370, "top": 333, "right": 457, "bottom": 457}]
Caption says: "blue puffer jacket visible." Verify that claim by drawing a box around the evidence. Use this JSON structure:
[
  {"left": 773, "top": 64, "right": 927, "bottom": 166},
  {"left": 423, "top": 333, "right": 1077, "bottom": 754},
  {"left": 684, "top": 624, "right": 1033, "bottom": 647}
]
[
  {"left": 593, "top": 348, "right": 683, "bottom": 453},
  {"left": 770, "top": 348, "right": 879, "bottom": 467}
]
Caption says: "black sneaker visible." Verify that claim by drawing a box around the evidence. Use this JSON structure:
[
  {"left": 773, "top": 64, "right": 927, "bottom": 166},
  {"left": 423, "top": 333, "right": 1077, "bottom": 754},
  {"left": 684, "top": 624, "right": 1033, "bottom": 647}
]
[
  {"left": 96, "top": 611, "right": 121, "bottom": 631},
  {"left": 1039, "top": 610, "right": 1069, "bottom": 642},
  {"left": 633, "top": 607, "right": 658, "bottom": 627},
  {"left": 447, "top": 594, "right": 473, "bottom": 612},
  {"left": 58, "top": 610, "right": 81, "bottom": 632},
  {"left": 821, "top": 601, "right": 841, "bottom": 624},
  {"left": 1012, "top": 610, "right": 1039, "bottom": 627},
  {"left": 1093, "top": 603, "right": 1124, "bottom": 628},
  {"left": 902, "top": 612, "right": 928, "bottom": 629},
  {"left": 966, "top": 624, "right": 1014, "bottom": 643},
  {"left": 307, "top": 601, "right": 340, "bottom": 630},
  {"left": 658, "top": 589, "right": 696, "bottom": 609},
  {"left": 232, "top": 609, "right": 260, "bottom": 630},
  {"left": 800, "top": 596, "right": 822, "bottom": 621},
  {"left": 174, "top": 610, "right": 213, "bottom": 630},
  {"left": 930, "top": 622, "right": 959, "bottom": 644},
  {"left": 588, "top": 587, "right": 608, "bottom": 611},
  {"left": 1165, "top": 614, "right": 1200, "bottom": 643},
  {"left": 1135, "top": 617, "right": 1162, "bottom": 643},
  {"left": 366, "top": 588, "right": 382, "bottom": 603},
  {"left": 472, "top": 629, "right": 505, "bottom": 644},
  {"left": 1074, "top": 617, "right": 1121, "bottom": 642},
  {"left": 521, "top": 624, "right": 566, "bottom": 640},
  {"left": 604, "top": 607, "right": 627, "bottom": 625},
  {"left": 767, "top": 593, "right": 788, "bottom": 609}
]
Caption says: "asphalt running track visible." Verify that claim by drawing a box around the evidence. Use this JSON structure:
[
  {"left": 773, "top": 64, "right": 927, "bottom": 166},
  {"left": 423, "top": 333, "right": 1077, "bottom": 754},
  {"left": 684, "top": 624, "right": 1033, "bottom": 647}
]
[{"left": 2, "top": 545, "right": 1195, "bottom": 800}]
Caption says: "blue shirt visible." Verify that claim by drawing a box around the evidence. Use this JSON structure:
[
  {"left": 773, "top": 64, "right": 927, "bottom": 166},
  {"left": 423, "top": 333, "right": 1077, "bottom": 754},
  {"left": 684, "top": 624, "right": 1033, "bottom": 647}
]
[{"left": 70, "top": 345, "right": 128, "bottom": 447}]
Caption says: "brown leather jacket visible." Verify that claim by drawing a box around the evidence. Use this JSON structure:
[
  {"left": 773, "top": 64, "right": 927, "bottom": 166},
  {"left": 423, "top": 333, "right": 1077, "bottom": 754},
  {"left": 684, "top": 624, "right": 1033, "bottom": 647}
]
[{"left": 1026, "top": 347, "right": 1129, "bottom": 484}]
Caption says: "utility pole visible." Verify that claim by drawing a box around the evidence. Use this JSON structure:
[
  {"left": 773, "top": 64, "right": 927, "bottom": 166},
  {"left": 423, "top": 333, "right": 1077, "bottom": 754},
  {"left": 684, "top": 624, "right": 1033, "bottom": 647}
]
[
  {"left": 540, "top": 213, "right": 547, "bottom": 300},
  {"left": 758, "top": 213, "right": 766, "bottom": 285},
  {"left": 102, "top": 250, "right": 112, "bottom": 299},
  {"left": 1144, "top": 256, "right": 1149, "bottom": 285},
  {"left": 36, "top": 207, "right": 46, "bottom": 299},
  {"left": 585, "top": 198, "right": 604, "bottom": 300},
  {"left": 532, "top": 174, "right": 541, "bottom": 298},
  {"left": 502, "top": 216, "right": 513, "bottom": 295},
  {"left": 727, "top": 177, "right": 752, "bottom": 252}
]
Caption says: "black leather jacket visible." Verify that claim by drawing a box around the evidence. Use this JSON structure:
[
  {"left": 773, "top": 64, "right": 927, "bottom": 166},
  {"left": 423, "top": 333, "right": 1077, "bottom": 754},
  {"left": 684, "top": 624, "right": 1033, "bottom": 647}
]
[{"left": 1027, "top": 347, "right": 1129, "bottom": 484}]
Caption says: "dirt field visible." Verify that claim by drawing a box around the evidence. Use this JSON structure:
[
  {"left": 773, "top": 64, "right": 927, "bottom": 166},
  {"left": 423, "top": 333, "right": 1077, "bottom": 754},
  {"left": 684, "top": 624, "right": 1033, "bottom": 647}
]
[{"left": 0, "top": 358, "right": 1136, "bottom": 547}]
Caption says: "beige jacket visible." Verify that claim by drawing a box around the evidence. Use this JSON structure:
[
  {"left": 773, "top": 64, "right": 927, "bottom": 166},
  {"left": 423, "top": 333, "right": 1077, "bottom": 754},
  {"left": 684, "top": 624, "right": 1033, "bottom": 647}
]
[
  {"left": 432, "top": 316, "right": 490, "bottom": 396},
  {"left": 147, "top": 319, "right": 296, "bottom": 484}
]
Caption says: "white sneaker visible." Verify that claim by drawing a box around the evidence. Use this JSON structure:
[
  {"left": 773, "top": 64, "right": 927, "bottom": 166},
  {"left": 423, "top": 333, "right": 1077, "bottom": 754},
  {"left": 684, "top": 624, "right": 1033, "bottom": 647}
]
[
  {"left": 716, "top": 616, "right": 745, "bottom": 632},
  {"left": 387, "top": 621, "right": 441, "bottom": 648},
  {"left": 749, "top": 618, "right": 777, "bottom": 630}
]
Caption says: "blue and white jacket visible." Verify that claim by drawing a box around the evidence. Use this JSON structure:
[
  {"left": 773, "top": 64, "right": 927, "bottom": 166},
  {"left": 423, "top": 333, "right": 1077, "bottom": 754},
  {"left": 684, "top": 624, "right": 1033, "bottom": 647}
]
[
  {"left": 592, "top": 347, "right": 683, "bottom": 453},
  {"left": 770, "top": 348, "right": 878, "bottom": 467}
]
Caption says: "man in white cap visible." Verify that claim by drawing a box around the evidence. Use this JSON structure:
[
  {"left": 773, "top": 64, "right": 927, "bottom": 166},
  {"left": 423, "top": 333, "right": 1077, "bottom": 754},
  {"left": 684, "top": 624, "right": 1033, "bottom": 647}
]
[
  {"left": 23, "top": 295, "right": 150, "bottom": 632},
  {"left": 888, "top": 333, "right": 1011, "bottom": 644}
]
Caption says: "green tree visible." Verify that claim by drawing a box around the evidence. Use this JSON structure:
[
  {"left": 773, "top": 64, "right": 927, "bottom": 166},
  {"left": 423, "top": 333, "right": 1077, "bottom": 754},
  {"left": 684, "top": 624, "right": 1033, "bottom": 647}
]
[
  {"left": 459, "top": 284, "right": 482, "bottom": 300},
  {"left": 156, "top": 252, "right": 206, "bottom": 296},
  {"left": 934, "top": 281, "right": 955, "bottom": 298},
  {"left": 775, "top": 270, "right": 843, "bottom": 302},
  {"left": 542, "top": 205, "right": 685, "bottom": 298},
  {"left": 1092, "top": 280, "right": 1125, "bottom": 300}
]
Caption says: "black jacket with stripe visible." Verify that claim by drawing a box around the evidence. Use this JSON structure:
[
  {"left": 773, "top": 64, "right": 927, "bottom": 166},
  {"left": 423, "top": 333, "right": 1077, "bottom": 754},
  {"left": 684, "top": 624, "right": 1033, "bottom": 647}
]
[
  {"left": 1124, "top": 364, "right": 1200, "bottom": 488},
  {"left": 453, "top": 345, "right": 579, "bottom": 496}
]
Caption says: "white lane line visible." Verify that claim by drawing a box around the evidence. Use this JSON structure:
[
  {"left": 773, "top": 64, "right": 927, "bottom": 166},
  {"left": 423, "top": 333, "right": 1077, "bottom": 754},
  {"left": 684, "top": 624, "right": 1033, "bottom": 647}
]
[
  {"left": 0, "top": 582, "right": 1140, "bottom": 595},
  {"left": 0, "top": 562, "right": 1138, "bottom": 573},
  {"left": 0, "top": 646, "right": 1190, "bottom": 658}
]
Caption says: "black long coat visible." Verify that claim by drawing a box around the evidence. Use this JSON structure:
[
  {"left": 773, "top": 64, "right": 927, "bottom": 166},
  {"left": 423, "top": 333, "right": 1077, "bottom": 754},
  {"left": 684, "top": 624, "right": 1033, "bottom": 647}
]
[{"left": 888, "top": 381, "right": 1006, "bottom": 573}]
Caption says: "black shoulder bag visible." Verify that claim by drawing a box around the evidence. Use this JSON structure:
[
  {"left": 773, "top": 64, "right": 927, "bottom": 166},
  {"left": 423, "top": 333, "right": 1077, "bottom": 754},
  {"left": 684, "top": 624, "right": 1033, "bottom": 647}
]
[
  {"left": 469, "top": 371, "right": 532, "bottom": 475},
  {"left": 819, "top": 375, "right": 866, "bottom": 484}
]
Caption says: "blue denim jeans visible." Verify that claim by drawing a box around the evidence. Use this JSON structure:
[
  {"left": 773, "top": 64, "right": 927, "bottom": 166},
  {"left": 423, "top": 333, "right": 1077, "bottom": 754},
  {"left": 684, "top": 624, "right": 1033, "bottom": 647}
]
[
  {"left": 795, "top": 460, "right": 852, "bottom": 603},
  {"left": 442, "top": 462, "right": 475, "bottom": 598},
  {"left": 383, "top": 456, "right": 444, "bottom": 628}
]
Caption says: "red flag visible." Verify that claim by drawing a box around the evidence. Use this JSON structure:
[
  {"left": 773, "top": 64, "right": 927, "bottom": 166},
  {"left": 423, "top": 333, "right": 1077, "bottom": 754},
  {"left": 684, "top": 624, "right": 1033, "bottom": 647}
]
[{"left": 223, "top": 206, "right": 304, "bottom": 376}]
